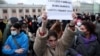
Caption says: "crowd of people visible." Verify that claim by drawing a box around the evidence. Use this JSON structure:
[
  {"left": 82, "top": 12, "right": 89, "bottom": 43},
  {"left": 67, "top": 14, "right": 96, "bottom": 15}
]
[{"left": 0, "top": 12, "right": 100, "bottom": 56}]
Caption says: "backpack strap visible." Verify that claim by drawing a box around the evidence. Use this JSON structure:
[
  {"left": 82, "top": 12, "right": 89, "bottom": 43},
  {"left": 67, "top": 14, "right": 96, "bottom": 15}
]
[{"left": 12, "top": 36, "right": 21, "bottom": 49}]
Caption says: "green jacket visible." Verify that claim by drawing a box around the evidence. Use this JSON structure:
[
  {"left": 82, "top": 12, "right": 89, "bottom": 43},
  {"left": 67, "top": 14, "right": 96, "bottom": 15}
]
[{"left": 3, "top": 24, "right": 11, "bottom": 44}]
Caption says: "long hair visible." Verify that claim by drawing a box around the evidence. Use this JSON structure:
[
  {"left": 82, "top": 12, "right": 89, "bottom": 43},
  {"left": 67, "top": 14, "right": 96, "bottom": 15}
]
[{"left": 50, "top": 21, "right": 63, "bottom": 39}]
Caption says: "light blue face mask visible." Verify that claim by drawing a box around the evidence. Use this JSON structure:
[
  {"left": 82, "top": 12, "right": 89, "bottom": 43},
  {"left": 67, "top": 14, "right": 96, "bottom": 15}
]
[{"left": 11, "top": 31, "right": 17, "bottom": 36}]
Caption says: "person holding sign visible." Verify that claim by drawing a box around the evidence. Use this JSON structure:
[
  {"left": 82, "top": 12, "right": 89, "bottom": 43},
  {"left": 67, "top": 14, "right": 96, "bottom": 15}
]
[{"left": 33, "top": 12, "right": 76, "bottom": 56}]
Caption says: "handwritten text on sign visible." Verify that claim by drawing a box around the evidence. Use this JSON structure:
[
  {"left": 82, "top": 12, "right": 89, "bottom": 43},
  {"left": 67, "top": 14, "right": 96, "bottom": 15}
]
[{"left": 46, "top": 0, "right": 73, "bottom": 20}]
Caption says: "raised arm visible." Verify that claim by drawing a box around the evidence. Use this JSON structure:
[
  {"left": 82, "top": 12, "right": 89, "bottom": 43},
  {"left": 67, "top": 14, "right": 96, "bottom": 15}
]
[
  {"left": 33, "top": 12, "right": 49, "bottom": 56},
  {"left": 58, "top": 20, "right": 76, "bottom": 51}
]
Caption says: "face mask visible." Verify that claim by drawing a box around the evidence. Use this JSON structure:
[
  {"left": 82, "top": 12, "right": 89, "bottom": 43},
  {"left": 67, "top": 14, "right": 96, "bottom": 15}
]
[
  {"left": 11, "top": 31, "right": 17, "bottom": 36},
  {"left": 21, "top": 30, "right": 27, "bottom": 34},
  {"left": 79, "top": 31, "right": 86, "bottom": 37},
  {"left": 77, "top": 22, "right": 82, "bottom": 27}
]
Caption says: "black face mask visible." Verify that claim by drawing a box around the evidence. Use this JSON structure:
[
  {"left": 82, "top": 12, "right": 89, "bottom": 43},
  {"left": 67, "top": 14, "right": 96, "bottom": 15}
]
[
  {"left": 79, "top": 31, "right": 86, "bottom": 37},
  {"left": 21, "top": 30, "right": 26, "bottom": 34}
]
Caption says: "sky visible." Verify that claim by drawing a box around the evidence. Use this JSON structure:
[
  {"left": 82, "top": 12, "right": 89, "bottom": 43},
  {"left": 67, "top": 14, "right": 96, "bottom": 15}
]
[
  {"left": 5, "top": 0, "right": 100, "bottom": 5},
  {"left": 5, "top": 0, "right": 45, "bottom": 5}
]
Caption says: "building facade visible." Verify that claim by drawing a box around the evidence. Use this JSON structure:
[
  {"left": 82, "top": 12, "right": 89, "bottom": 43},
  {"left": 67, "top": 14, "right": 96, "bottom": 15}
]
[
  {"left": 73, "top": 2, "right": 100, "bottom": 14},
  {"left": 0, "top": 3, "right": 100, "bottom": 20},
  {"left": 0, "top": 4, "right": 45, "bottom": 19}
]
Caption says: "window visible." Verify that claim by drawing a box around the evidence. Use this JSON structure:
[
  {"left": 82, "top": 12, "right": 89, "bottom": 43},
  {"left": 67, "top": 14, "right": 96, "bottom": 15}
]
[
  {"left": 32, "top": 9, "right": 36, "bottom": 12},
  {"left": 12, "top": 9, "right": 16, "bottom": 13},
  {"left": 38, "top": 9, "right": 41, "bottom": 12},
  {"left": 26, "top": 9, "right": 29, "bottom": 13},
  {"left": 19, "top": 9, "right": 23, "bottom": 13},
  {"left": 3, "top": 9, "right": 7, "bottom": 13}
]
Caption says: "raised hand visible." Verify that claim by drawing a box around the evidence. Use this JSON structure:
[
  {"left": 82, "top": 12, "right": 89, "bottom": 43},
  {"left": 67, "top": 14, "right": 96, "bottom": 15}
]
[
  {"left": 41, "top": 12, "right": 47, "bottom": 24},
  {"left": 40, "top": 12, "right": 48, "bottom": 34}
]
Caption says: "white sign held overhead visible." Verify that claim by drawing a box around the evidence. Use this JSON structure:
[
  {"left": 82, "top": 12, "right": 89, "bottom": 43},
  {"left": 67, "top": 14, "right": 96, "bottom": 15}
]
[{"left": 46, "top": 0, "right": 73, "bottom": 20}]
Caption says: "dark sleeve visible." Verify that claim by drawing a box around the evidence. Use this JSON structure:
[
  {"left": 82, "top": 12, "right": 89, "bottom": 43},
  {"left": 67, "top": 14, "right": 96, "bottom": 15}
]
[
  {"left": 95, "top": 42, "right": 100, "bottom": 56},
  {"left": 68, "top": 39, "right": 79, "bottom": 56},
  {"left": 68, "top": 36, "right": 82, "bottom": 56},
  {"left": 69, "top": 48, "right": 79, "bottom": 56},
  {"left": 3, "top": 24, "right": 11, "bottom": 44},
  {"left": 3, "top": 23, "right": 6, "bottom": 33},
  {"left": 0, "top": 23, "right": 6, "bottom": 33}
]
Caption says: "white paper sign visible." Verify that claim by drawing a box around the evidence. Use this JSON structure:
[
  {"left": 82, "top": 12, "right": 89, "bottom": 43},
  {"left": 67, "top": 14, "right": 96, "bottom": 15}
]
[{"left": 46, "top": 0, "right": 73, "bottom": 20}]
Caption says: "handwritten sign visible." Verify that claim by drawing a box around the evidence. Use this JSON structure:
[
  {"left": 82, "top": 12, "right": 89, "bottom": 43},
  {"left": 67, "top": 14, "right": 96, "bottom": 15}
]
[{"left": 46, "top": 0, "right": 73, "bottom": 20}]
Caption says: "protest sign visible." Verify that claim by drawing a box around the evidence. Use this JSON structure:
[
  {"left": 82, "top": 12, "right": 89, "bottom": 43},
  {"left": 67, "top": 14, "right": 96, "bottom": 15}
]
[{"left": 46, "top": 0, "right": 73, "bottom": 20}]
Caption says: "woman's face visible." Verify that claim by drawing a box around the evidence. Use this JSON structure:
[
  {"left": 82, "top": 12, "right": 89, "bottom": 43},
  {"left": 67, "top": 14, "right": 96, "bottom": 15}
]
[
  {"left": 47, "top": 36, "right": 57, "bottom": 49},
  {"left": 80, "top": 25, "right": 87, "bottom": 33},
  {"left": 80, "top": 25, "right": 89, "bottom": 36},
  {"left": 10, "top": 26, "right": 20, "bottom": 36}
]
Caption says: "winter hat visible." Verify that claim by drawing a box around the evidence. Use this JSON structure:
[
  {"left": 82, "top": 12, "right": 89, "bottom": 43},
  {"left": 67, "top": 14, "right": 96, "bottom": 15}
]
[{"left": 10, "top": 17, "right": 18, "bottom": 24}]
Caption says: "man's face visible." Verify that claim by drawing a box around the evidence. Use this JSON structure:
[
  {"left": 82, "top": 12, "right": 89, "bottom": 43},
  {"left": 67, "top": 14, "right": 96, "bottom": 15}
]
[
  {"left": 22, "top": 26, "right": 26, "bottom": 30},
  {"left": 21, "top": 25, "right": 28, "bottom": 32},
  {"left": 47, "top": 36, "right": 57, "bottom": 49}
]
